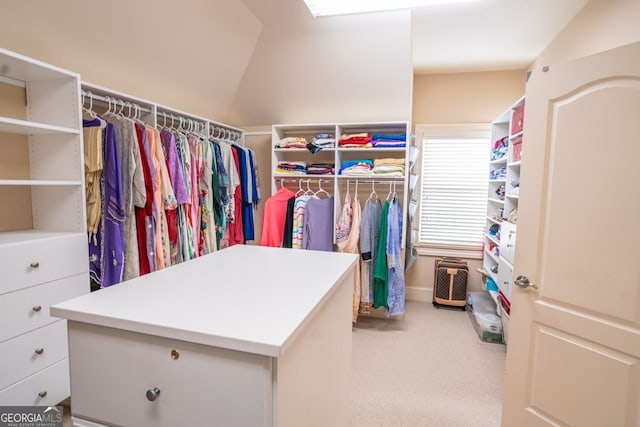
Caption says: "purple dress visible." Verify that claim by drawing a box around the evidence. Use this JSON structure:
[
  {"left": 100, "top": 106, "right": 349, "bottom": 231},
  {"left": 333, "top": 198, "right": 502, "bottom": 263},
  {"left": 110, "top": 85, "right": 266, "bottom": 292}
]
[
  {"left": 302, "top": 196, "right": 334, "bottom": 252},
  {"left": 85, "top": 118, "right": 125, "bottom": 287}
]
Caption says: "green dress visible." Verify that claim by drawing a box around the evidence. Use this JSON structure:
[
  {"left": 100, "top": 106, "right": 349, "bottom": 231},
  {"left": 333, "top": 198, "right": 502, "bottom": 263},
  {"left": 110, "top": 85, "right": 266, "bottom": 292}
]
[{"left": 373, "top": 200, "right": 390, "bottom": 309}]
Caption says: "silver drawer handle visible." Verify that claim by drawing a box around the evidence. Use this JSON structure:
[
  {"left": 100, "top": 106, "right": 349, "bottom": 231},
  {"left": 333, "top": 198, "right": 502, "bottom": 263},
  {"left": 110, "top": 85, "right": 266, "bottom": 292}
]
[
  {"left": 30, "top": 262, "right": 40, "bottom": 269},
  {"left": 35, "top": 348, "right": 44, "bottom": 355},
  {"left": 506, "top": 244, "right": 514, "bottom": 248},
  {"left": 32, "top": 305, "right": 42, "bottom": 312},
  {"left": 146, "top": 387, "right": 161, "bottom": 402},
  {"left": 38, "top": 391, "right": 47, "bottom": 398}
]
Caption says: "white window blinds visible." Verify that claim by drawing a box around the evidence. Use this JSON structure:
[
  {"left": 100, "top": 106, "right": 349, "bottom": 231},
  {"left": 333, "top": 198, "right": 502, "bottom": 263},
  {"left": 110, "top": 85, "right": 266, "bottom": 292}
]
[{"left": 419, "top": 132, "right": 490, "bottom": 250}]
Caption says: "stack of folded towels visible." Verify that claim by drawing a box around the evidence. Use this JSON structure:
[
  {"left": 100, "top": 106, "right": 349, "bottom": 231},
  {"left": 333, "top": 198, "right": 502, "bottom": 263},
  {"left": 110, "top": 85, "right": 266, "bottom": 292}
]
[
  {"left": 373, "top": 158, "right": 405, "bottom": 177},
  {"left": 311, "top": 133, "right": 335, "bottom": 148},
  {"left": 306, "top": 163, "right": 334, "bottom": 175},
  {"left": 338, "top": 133, "right": 372, "bottom": 148},
  {"left": 371, "top": 133, "right": 406, "bottom": 148},
  {"left": 276, "top": 161, "right": 307, "bottom": 174},
  {"left": 339, "top": 159, "right": 374, "bottom": 176},
  {"left": 277, "top": 137, "right": 308, "bottom": 149}
]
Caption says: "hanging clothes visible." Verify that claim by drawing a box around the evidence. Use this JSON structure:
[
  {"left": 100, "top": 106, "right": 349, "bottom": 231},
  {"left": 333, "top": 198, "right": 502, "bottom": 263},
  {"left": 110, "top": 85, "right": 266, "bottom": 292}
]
[
  {"left": 227, "top": 146, "right": 244, "bottom": 246},
  {"left": 133, "top": 123, "right": 154, "bottom": 275},
  {"left": 373, "top": 199, "right": 390, "bottom": 309},
  {"left": 302, "top": 196, "right": 334, "bottom": 252},
  {"left": 360, "top": 196, "right": 382, "bottom": 312},
  {"left": 282, "top": 196, "right": 296, "bottom": 248},
  {"left": 292, "top": 195, "right": 309, "bottom": 249},
  {"left": 386, "top": 198, "right": 405, "bottom": 316},
  {"left": 335, "top": 192, "right": 352, "bottom": 252},
  {"left": 342, "top": 194, "right": 362, "bottom": 323},
  {"left": 260, "top": 187, "right": 296, "bottom": 247}
]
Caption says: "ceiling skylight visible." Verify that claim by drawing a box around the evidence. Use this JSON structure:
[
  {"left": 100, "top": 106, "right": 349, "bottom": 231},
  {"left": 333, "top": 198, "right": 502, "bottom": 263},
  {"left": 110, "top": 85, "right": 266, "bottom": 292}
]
[{"left": 303, "top": 0, "right": 478, "bottom": 17}]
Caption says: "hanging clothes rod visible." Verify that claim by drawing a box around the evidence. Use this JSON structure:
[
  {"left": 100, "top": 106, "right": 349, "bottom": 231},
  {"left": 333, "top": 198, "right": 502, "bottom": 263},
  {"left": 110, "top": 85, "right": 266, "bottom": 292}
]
[
  {"left": 81, "top": 90, "right": 153, "bottom": 114},
  {"left": 278, "top": 178, "right": 333, "bottom": 184},
  {"left": 339, "top": 179, "right": 405, "bottom": 185}
]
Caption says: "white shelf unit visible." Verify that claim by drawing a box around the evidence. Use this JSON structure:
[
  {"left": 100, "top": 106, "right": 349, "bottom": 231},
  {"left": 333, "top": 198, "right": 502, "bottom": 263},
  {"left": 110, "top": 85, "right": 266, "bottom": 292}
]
[
  {"left": 0, "top": 48, "right": 89, "bottom": 406},
  {"left": 483, "top": 95, "right": 525, "bottom": 343},
  {"left": 272, "top": 121, "right": 410, "bottom": 248}
]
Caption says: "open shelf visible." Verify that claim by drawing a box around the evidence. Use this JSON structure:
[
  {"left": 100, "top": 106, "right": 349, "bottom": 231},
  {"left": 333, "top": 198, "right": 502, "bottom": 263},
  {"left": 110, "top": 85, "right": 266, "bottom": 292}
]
[
  {"left": 509, "top": 130, "right": 523, "bottom": 139},
  {"left": 488, "top": 198, "right": 505, "bottom": 205},
  {"left": 486, "top": 234, "right": 500, "bottom": 246},
  {"left": 487, "top": 216, "right": 502, "bottom": 225},
  {"left": 0, "top": 179, "right": 82, "bottom": 186},
  {"left": 0, "top": 117, "right": 79, "bottom": 135},
  {"left": 490, "top": 157, "right": 507, "bottom": 164},
  {"left": 485, "top": 249, "right": 499, "bottom": 264}
]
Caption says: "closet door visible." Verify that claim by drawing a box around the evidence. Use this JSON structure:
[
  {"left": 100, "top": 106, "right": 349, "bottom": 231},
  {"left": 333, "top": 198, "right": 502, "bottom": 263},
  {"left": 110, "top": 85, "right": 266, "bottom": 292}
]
[{"left": 502, "top": 42, "right": 640, "bottom": 426}]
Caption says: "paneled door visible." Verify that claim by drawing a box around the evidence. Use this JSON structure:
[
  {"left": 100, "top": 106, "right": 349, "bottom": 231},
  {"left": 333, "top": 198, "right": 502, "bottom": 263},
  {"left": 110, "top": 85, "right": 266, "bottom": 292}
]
[{"left": 502, "top": 42, "right": 640, "bottom": 426}]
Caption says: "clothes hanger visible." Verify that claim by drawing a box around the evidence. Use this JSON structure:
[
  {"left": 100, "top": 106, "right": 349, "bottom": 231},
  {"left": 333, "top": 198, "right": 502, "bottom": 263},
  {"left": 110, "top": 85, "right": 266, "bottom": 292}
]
[
  {"left": 315, "top": 180, "right": 331, "bottom": 199},
  {"left": 386, "top": 181, "right": 393, "bottom": 201},
  {"left": 369, "top": 180, "right": 378, "bottom": 201},
  {"left": 304, "top": 179, "right": 314, "bottom": 197},
  {"left": 295, "top": 179, "right": 305, "bottom": 197}
]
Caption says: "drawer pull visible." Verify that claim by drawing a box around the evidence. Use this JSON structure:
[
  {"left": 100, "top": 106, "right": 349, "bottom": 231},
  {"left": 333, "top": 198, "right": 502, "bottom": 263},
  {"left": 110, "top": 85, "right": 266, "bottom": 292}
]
[
  {"left": 38, "top": 391, "right": 47, "bottom": 398},
  {"left": 30, "top": 262, "right": 40, "bottom": 269},
  {"left": 33, "top": 305, "right": 43, "bottom": 312},
  {"left": 146, "top": 387, "right": 161, "bottom": 402},
  {"left": 171, "top": 349, "right": 180, "bottom": 360},
  {"left": 35, "top": 348, "right": 44, "bottom": 355}
]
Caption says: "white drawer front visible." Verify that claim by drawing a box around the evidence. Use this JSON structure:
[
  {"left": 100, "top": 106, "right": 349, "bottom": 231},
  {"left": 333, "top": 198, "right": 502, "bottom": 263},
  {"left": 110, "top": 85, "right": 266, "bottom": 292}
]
[
  {"left": 68, "top": 322, "right": 272, "bottom": 427},
  {"left": 499, "top": 221, "right": 517, "bottom": 265},
  {"left": 0, "top": 233, "right": 87, "bottom": 295},
  {"left": 497, "top": 257, "right": 513, "bottom": 302},
  {"left": 0, "top": 358, "right": 69, "bottom": 406},
  {"left": 0, "top": 274, "right": 88, "bottom": 342},
  {"left": 0, "top": 321, "right": 69, "bottom": 390}
]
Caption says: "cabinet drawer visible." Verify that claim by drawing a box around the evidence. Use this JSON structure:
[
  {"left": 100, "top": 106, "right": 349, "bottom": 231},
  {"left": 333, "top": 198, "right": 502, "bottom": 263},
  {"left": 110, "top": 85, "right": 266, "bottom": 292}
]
[
  {"left": 0, "top": 358, "right": 69, "bottom": 406},
  {"left": 0, "top": 273, "right": 87, "bottom": 342},
  {"left": 0, "top": 233, "right": 87, "bottom": 295},
  {"left": 68, "top": 322, "right": 272, "bottom": 427},
  {"left": 499, "top": 221, "right": 517, "bottom": 265},
  {"left": 497, "top": 257, "right": 513, "bottom": 302},
  {"left": 0, "top": 321, "right": 69, "bottom": 390}
]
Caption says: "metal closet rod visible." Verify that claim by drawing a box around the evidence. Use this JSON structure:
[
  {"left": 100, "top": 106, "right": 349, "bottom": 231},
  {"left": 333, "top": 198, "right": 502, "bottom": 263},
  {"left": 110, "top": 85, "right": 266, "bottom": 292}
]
[
  {"left": 278, "top": 178, "right": 333, "bottom": 184},
  {"left": 81, "top": 90, "right": 153, "bottom": 114},
  {"left": 339, "top": 179, "right": 405, "bottom": 185}
]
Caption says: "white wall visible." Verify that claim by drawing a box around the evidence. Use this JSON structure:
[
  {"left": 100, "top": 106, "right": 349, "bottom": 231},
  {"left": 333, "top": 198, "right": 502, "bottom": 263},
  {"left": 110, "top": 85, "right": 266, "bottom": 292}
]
[
  {"left": 0, "top": 0, "right": 262, "bottom": 121},
  {"left": 228, "top": 4, "right": 413, "bottom": 126}
]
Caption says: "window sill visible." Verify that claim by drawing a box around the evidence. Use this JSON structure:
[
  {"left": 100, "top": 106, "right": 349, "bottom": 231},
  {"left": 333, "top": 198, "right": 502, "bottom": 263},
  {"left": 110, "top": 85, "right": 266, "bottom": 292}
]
[{"left": 415, "top": 246, "right": 483, "bottom": 260}]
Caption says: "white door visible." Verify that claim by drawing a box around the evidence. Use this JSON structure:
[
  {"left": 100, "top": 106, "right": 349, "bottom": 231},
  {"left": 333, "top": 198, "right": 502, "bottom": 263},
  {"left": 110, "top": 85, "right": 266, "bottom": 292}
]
[{"left": 502, "top": 42, "right": 640, "bottom": 426}]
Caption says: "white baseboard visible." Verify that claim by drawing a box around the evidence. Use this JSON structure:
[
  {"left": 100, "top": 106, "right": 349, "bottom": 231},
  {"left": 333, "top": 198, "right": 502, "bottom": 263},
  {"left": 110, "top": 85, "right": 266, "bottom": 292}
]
[{"left": 406, "top": 286, "right": 432, "bottom": 302}]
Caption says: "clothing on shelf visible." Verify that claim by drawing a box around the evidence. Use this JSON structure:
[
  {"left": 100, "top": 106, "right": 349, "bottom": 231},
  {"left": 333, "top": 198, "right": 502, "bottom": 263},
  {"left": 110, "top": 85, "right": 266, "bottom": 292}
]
[
  {"left": 277, "top": 136, "right": 308, "bottom": 149},
  {"left": 373, "top": 158, "right": 405, "bottom": 177},
  {"left": 276, "top": 161, "right": 307, "bottom": 175},
  {"left": 311, "top": 133, "right": 335, "bottom": 148},
  {"left": 371, "top": 132, "right": 407, "bottom": 148},
  {"left": 339, "top": 159, "right": 374, "bottom": 176},
  {"left": 306, "top": 163, "right": 334, "bottom": 175},
  {"left": 338, "top": 133, "right": 373, "bottom": 148}
]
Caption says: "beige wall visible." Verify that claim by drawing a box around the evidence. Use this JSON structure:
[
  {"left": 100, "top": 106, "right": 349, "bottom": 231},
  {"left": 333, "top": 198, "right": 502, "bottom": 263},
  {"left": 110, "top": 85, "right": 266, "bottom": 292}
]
[
  {"left": 0, "top": 0, "right": 262, "bottom": 122},
  {"left": 408, "top": 70, "right": 526, "bottom": 299},
  {"left": 243, "top": 127, "right": 272, "bottom": 245},
  {"left": 531, "top": 0, "right": 640, "bottom": 69},
  {"left": 228, "top": 7, "right": 413, "bottom": 126}
]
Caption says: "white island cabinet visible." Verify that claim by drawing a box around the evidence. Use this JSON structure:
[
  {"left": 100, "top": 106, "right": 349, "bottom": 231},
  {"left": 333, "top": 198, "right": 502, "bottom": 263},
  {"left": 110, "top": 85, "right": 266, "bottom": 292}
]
[{"left": 51, "top": 245, "right": 358, "bottom": 427}]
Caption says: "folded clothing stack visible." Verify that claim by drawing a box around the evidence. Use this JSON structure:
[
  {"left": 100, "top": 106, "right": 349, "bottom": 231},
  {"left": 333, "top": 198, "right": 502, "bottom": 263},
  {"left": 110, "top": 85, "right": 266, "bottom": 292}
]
[
  {"left": 489, "top": 166, "right": 506, "bottom": 180},
  {"left": 277, "top": 161, "right": 307, "bottom": 175},
  {"left": 306, "top": 163, "right": 334, "bottom": 175},
  {"left": 338, "top": 133, "right": 372, "bottom": 148},
  {"left": 339, "top": 159, "right": 374, "bottom": 176},
  {"left": 277, "top": 136, "right": 308, "bottom": 149},
  {"left": 371, "top": 132, "right": 406, "bottom": 148},
  {"left": 373, "top": 158, "right": 405, "bottom": 177},
  {"left": 491, "top": 137, "right": 508, "bottom": 161},
  {"left": 311, "top": 133, "right": 335, "bottom": 148}
]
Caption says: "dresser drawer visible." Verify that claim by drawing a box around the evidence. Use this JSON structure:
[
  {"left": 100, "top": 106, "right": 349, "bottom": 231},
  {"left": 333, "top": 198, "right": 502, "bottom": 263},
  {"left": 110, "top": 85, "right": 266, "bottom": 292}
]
[
  {"left": 68, "top": 322, "right": 272, "bottom": 427},
  {"left": 0, "top": 233, "right": 87, "bottom": 295},
  {"left": 0, "top": 358, "right": 69, "bottom": 406},
  {"left": 0, "top": 274, "right": 87, "bottom": 342},
  {"left": 0, "top": 321, "right": 69, "bottom": 390},
  {"left": 499, "top": 221, "right": 517, "bottom": 265}
]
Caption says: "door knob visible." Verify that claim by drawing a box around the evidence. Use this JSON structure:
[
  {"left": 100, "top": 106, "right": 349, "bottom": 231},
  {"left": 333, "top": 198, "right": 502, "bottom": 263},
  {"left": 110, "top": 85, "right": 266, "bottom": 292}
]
[
  {"left": 30, "top": 262, "right": 40, "bottom": 269},
  {"left": 146, "top": 387, "right": 161, "bottom": 402},
  {"left": 514, "top": 275, "right": 538, "bottom": 290}
]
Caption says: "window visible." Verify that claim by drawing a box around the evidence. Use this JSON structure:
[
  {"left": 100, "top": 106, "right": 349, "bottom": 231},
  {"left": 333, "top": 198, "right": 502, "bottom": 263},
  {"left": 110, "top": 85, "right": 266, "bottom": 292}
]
[{"left": 416, "top": 124, "right": 490, "bottom": 253}]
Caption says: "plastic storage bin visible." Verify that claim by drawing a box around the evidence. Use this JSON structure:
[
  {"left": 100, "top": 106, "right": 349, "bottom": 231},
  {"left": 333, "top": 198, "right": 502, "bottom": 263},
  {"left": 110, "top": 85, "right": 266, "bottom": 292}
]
[{"left": 467, "top": 293, "right": 503, "bottom": 344}]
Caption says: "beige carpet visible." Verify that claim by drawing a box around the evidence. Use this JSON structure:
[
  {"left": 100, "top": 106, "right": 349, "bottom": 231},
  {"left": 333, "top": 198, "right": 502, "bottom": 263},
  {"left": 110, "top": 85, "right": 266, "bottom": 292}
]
[{"left": 350, "top": 300, "right": 506, "bottom": 427}]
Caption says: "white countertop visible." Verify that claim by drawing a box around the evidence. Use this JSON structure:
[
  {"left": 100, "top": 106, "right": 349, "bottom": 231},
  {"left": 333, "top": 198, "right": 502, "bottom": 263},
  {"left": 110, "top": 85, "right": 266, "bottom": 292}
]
[{"left": 51, "top": 245, "right": 357, "bottom": 357}]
